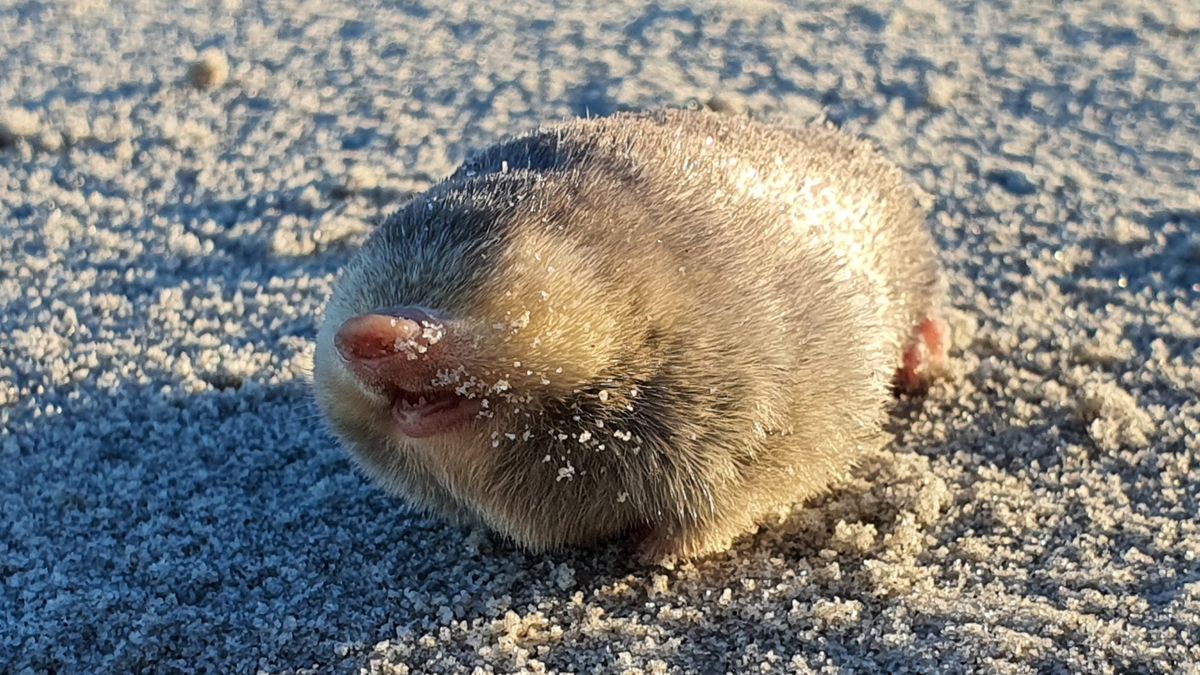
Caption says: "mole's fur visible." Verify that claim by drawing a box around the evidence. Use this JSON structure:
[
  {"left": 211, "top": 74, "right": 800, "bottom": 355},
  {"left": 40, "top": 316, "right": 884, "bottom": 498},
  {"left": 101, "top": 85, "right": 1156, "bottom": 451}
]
[{"left": 313, "top": 109, "right": 947, "bottom": 558}]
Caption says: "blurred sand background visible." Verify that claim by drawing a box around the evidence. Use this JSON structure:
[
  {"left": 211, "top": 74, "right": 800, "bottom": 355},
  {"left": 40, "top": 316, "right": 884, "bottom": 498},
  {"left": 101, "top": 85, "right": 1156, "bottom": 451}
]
[{"left": 2, "top": 0, "right": 1199, "bottom": 672}]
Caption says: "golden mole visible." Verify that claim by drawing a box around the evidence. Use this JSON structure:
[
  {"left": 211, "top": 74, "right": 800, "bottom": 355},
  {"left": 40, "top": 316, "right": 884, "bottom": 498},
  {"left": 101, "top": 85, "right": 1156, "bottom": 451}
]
[{"left": 313, "top": 109, "right": 948, "bottom": 559}]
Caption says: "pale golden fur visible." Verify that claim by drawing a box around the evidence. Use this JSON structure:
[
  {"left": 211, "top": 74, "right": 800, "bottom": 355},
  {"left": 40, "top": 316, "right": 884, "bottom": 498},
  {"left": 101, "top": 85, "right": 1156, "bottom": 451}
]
[{"left": 313, "top": 109, "right": 943, "bottom": 558}]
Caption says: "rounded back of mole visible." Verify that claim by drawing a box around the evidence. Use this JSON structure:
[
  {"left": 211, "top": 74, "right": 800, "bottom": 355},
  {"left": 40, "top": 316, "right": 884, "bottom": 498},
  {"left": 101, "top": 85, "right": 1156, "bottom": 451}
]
[{"left": 313, "top": 109, "right": 944, "bottom": 558}]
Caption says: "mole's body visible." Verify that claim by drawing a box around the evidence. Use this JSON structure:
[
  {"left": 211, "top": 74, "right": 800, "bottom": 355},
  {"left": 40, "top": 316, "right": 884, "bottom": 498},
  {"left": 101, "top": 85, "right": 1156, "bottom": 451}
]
[{"left": 313, "top": 109, "right": 948, "bottom": 558}]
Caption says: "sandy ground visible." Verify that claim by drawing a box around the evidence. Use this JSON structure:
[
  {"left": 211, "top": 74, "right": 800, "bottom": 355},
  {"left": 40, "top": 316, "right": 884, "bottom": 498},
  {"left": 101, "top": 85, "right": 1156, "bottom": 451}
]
[{"left": 2, "top": 0, "right": 1199, "bottom": 672}]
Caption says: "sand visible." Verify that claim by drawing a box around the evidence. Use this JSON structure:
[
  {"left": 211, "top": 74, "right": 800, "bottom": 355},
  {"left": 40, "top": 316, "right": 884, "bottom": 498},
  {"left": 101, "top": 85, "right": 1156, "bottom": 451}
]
[{"left": 2, "top": 0, "right": 1198, "bottom": 672}]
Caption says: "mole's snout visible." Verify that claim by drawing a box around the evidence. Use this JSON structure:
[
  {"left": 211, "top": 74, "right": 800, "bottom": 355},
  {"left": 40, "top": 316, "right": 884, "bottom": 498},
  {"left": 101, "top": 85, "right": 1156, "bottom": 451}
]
[{"left": 333, "top": 306, "right": 480, "bottom": 438}]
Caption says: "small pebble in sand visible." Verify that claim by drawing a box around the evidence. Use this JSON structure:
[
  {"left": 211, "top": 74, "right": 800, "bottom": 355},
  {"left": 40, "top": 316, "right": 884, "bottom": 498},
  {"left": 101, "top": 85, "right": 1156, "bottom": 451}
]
[{"left": 189, "top": 48, "right": 230, "bottom": 90}]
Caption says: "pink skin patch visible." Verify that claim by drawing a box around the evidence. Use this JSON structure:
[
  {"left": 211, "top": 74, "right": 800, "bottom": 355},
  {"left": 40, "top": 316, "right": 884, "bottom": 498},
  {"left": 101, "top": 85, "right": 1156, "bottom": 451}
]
[
  {"left": 896, "top": 316, "right": 950, "bottom": 394},
  {"left": 334, "top": 306, "right": 482, "bottom": 438}
]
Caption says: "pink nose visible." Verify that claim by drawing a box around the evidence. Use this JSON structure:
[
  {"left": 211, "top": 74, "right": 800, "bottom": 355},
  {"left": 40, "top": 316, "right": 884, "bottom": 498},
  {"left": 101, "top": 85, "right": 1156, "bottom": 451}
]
[
  {"left": 333, "top": 306, "right": 454, "bottom": 393},
  {"left": 334, "top": 306, "right": 445, "bottom": 362}
]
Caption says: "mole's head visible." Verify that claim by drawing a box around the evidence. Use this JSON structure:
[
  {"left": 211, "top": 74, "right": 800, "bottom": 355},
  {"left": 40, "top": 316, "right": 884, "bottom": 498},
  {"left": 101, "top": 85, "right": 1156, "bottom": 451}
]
[{"left": 313, "top": 173, "right": 678, "bottom": 548}]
